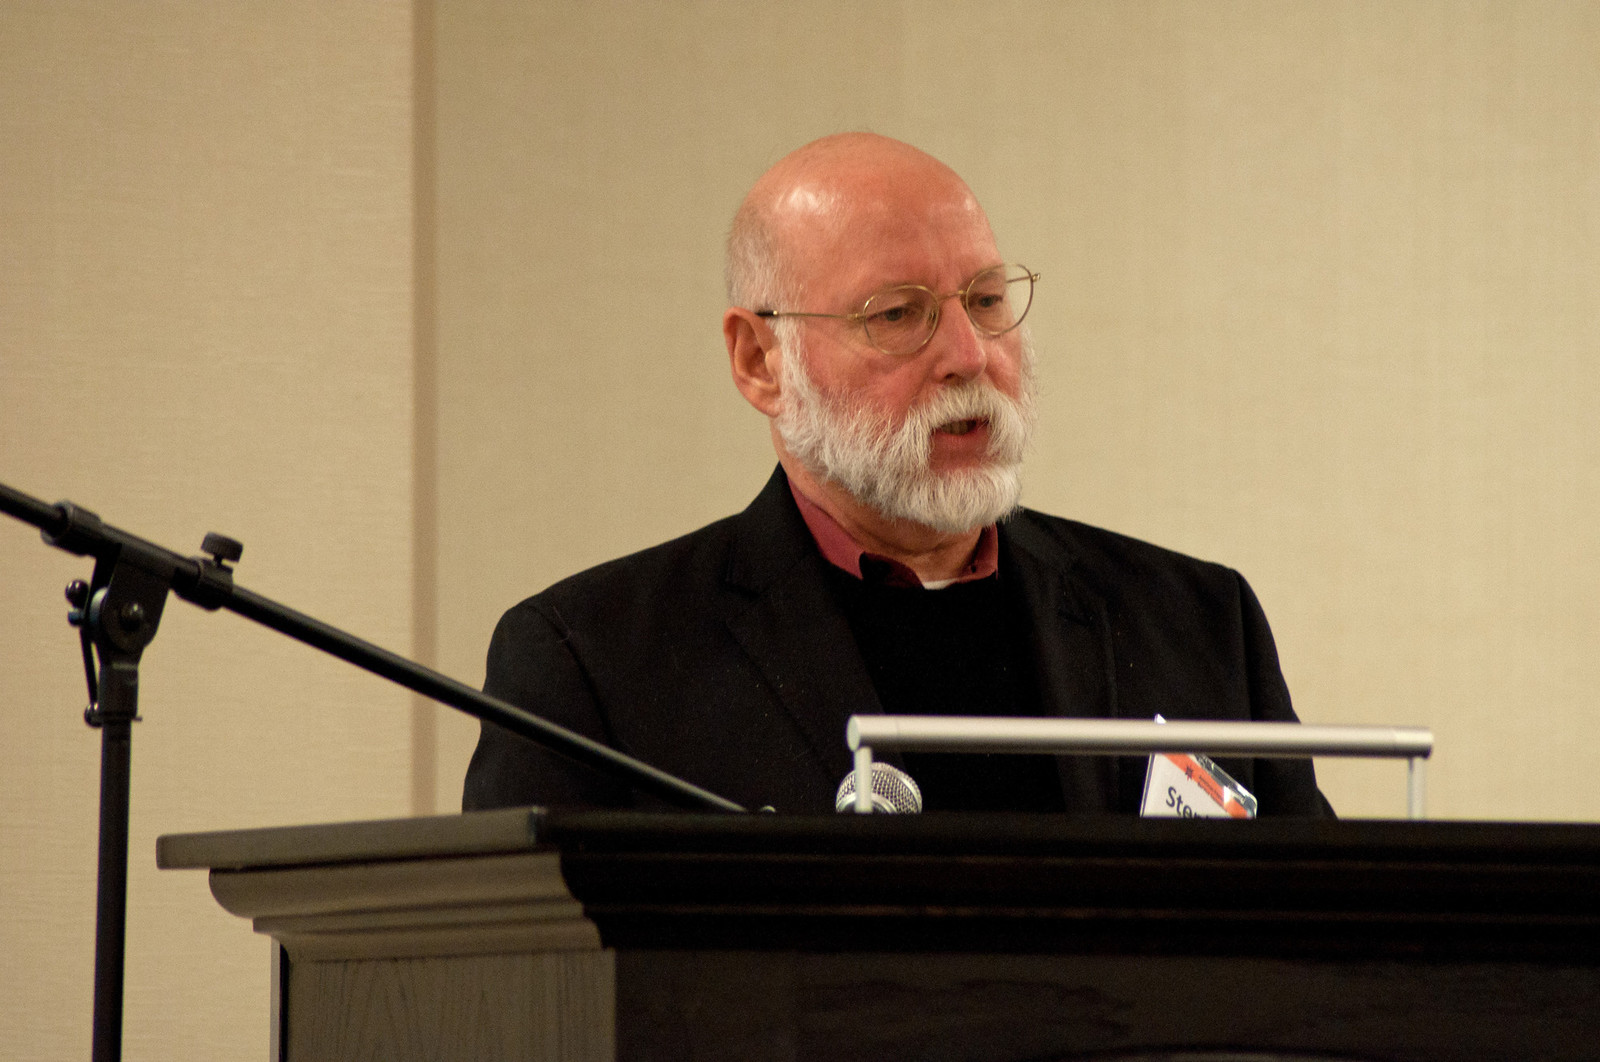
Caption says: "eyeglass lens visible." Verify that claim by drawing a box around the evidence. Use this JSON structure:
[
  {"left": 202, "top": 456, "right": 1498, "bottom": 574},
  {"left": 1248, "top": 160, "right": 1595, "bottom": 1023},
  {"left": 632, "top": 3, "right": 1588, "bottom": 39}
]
[{"left": 860, "top": 264, "right": 1034, "bottom": 355}]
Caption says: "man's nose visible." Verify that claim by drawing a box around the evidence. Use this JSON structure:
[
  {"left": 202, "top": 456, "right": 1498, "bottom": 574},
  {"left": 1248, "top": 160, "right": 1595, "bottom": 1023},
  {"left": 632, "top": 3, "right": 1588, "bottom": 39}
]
[{"left": 926, "top": 295, "right": 989, "bottom": 381}]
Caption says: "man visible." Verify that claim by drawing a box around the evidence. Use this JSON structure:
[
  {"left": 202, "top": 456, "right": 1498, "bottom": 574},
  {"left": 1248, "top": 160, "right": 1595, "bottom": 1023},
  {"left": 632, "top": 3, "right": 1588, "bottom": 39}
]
[{"left": 464, "top": 134, "right": 1331, "bottom": 816}]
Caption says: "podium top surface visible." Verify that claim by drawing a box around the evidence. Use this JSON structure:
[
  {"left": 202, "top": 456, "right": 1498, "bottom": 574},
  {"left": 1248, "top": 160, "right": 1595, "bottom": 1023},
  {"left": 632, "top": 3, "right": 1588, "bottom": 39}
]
[
  {"left": 159, "top": 809, "right": 1600, "bottom": 961},
  {"left": 158, "top": 806, "right": 1600, "bottom": 871}
]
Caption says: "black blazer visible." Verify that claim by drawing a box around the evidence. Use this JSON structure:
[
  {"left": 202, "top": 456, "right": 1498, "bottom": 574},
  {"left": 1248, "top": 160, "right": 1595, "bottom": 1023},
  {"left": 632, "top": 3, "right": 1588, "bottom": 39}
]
[{"left": 463, "top": 467, "right": 1331, "bottom": 816}]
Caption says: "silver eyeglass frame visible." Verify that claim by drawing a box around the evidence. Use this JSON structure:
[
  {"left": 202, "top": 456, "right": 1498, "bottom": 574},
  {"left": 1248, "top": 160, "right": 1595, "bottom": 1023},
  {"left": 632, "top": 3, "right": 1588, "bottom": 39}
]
[{"left": 754, "top": 263, "right": 1039, "bottom": 356}]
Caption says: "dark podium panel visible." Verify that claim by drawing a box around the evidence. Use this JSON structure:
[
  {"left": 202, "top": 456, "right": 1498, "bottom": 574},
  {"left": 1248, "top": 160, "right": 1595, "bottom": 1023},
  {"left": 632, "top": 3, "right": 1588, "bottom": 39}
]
[{"left": 159, "top": 810, "right": 1600, "bottom": 1062}]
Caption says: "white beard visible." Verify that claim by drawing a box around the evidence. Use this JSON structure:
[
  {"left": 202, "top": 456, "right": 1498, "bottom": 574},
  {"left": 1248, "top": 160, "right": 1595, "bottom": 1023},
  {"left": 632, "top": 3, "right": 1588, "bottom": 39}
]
[{"left": 774, "top": 333, "right": 1037, "bottom": 534}]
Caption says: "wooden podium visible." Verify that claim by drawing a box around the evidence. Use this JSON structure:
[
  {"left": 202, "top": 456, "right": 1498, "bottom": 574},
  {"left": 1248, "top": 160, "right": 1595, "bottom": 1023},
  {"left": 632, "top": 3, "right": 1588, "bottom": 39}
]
[{"left": 158, "top": 809, "right": 1600, "bottom": 1062}]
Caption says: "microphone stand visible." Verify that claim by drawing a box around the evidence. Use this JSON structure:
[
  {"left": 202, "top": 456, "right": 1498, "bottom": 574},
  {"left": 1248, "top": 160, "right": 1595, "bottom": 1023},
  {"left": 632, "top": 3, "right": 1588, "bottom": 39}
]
[{"left": 0, "top": 479, "right": 743, "bottom": 1062}]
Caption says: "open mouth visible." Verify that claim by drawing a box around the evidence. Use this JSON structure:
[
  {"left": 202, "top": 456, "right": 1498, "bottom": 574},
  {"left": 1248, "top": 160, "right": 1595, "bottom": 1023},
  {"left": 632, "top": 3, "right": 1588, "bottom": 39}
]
[{"left": 936, "top": 418, "right": 985, "bottom": 436}]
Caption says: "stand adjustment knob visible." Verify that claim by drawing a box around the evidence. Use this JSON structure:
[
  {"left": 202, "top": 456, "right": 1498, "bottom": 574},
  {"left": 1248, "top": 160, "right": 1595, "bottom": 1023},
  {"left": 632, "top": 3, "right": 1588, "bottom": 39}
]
[
  {"left": 65, "top": 579, "right": 90, "bottom": 625},
  {"left": 201, "top": 532, "right": 243, "bottom": 568}
]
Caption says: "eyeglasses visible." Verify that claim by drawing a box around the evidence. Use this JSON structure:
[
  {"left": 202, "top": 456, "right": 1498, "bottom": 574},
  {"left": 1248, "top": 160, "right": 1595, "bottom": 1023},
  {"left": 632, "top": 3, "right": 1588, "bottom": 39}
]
[{"left": 755, "top": 263, "right": 1039, "bottom": 357}]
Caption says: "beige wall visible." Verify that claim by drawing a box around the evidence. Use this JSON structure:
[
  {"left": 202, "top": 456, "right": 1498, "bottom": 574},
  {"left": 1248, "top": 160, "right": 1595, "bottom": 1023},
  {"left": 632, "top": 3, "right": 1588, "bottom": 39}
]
[
  {"left": 0, "top": 4, "right": 417, "bottom": 1059},
  {"left": 4, "top": 1, "right": 1599, "bottom": 1058}
]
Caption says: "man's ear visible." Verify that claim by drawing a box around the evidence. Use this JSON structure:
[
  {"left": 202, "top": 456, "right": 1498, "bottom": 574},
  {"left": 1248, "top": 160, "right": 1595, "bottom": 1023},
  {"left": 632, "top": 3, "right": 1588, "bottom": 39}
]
[{"left": 724, "top": 307, "right": 784, "bottom": 418}]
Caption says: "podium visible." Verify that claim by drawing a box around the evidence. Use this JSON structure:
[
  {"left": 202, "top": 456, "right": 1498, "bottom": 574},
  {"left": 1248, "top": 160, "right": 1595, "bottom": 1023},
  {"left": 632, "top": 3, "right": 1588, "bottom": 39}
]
[{"left": 158, "top": 809, "right": 1600, "bottom": 1062}]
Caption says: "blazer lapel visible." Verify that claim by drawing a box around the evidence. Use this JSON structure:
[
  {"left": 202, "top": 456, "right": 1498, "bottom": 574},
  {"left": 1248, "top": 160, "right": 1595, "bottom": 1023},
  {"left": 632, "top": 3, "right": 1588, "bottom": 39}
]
[
  {"left": 1001, "top": 516, "right": 1124, "bottom": 810},
  {"left": 720, "top": 469, "right": 882, "bottom": 785}
]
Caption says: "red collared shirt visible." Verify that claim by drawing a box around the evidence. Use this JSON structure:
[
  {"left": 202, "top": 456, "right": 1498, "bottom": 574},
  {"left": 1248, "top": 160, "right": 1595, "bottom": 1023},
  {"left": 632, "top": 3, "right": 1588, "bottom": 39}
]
[{"left": 788, "top": 481, "right": 999, "bottom": 590}]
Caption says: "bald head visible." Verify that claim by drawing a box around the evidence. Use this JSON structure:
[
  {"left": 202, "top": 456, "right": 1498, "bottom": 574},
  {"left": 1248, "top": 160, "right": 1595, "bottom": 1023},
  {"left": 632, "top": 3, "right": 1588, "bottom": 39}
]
[{"left": 725, "top": 134, "right": 996, "bottom": 311}]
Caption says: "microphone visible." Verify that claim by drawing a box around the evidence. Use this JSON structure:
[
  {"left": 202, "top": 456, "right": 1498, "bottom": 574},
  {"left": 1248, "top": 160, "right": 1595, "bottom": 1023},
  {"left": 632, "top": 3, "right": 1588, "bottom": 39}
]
[{"left": 835, "top": 762, "right": 923, "bottom": 814}]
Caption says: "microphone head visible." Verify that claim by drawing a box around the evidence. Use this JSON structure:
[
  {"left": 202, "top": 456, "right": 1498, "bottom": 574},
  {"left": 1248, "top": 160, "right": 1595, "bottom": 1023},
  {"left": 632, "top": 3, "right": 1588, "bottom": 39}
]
[{"left": 835, "top": 762, "right": 923, "bottom": 814}]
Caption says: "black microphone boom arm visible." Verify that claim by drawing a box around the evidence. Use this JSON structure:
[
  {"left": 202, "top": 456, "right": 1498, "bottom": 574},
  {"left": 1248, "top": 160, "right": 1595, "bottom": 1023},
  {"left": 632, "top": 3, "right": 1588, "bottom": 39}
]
[{"left": 0, "top": 479, "right": 742, "bottom": 811}]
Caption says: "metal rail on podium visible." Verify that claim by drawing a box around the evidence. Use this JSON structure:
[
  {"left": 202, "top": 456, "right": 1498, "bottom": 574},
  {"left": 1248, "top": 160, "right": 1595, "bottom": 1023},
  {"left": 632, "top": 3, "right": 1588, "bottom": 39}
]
[
  {"left": 846, "top": 715, "right": 1435, "bottom": 818},
  {"left": 160, "top": 807, "right": 1600, "bottom": 1062}
]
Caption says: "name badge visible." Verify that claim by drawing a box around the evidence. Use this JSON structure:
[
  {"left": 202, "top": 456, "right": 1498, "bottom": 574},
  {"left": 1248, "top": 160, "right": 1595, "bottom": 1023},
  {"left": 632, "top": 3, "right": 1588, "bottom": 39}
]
[{"left": 1140, "top": 749, "right": 1258, "bottom": 819}]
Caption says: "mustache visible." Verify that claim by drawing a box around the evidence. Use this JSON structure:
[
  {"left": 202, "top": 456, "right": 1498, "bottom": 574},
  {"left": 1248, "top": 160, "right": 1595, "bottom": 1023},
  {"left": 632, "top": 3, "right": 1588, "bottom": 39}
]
[
  {"left": 873, "top": 378, "right": 1035, "bottom": 468},
  {"left": 919, "top": 383, "right": 1029, "bottom": 451}
]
